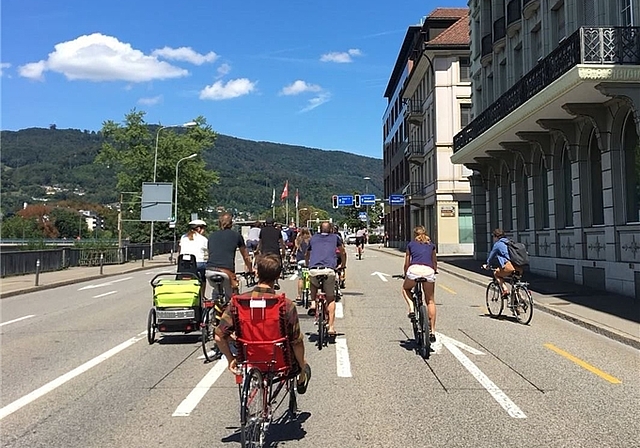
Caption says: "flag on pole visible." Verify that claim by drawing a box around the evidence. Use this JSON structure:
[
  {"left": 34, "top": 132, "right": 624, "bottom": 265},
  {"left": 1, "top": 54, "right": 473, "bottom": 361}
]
[
  {"left": 281, "top": 180, "right": 289, "bottom": 200},
  {"left": 271, "top": 188, "right": 275, "bottom": 207},
  {"left": 295, "top": 188, "right": 299, "bottom": 208}
]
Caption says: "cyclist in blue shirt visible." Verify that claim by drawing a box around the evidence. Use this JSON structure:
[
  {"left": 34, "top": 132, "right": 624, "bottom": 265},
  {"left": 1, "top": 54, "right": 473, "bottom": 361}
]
[{"left": 483, "top": 228, "right": 523, "bottom": 297}]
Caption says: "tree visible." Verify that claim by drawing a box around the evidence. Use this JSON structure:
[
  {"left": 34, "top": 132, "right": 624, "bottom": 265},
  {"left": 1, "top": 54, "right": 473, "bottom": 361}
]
[
  {"left": 95, "top": 110, "right": 219, "bottom": 242},
  {"left": 50, "top": 207, "right": 82, "bottom": 239}
]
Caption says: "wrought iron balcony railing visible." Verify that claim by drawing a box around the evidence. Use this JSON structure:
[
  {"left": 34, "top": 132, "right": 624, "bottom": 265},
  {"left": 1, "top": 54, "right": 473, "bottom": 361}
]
[
  {"left": 481, "top": 34, "right": 493, "bottom": 57},
  {"left": 404, "top": 140, "right": 425, "bottom": 158},
  {"left": 407, "top": 182, "right": 426, "bottom": 197},
  {"left": 506, "top": 0, "right": 521, "bottom": 26},
  {"left": 453, "top": 27, "right": 640, "bottom": 152}
]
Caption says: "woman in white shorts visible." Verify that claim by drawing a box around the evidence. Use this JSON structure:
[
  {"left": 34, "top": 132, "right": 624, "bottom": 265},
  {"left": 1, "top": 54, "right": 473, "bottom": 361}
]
[{"left": 402, "top": 226, "right": 438, "bottom": 343}]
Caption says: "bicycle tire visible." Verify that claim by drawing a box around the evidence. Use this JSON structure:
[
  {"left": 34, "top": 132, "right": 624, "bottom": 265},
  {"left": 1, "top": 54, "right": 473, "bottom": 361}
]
[
  {"left": 202, "top": 308, "right": 219, "bottom": 362},
  {"left": 302, "top": 289, "right": 310, "bottom": 309},
  {"left": 241, "top": 368, "right": 265, "bottom": 448},
  {"left": 147, "top": 308, "right": 156, "bottom": 345},
  {"left": 317, "top": 299, "right": 325, "bottom": 350},
  {"left": 485, "top": 281, "right": 504, "bottom": 317},
  {"left": 418, "top": 304, "right": 430, "bottom": 359},
  {"left": 514, "top": 286, "right": 534, "bottom": 325}
]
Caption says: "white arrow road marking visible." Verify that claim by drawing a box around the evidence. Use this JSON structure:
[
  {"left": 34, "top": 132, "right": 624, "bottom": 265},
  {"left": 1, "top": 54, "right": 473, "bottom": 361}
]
[
  {"left": 0, "top": 331, "right": 147, "bottom": 421},
  {"left": 442, "top": 337, "right": 526, "bottom": 419},
  {"left": 371, "top": 271, "right": 390, "bottom": 282},
  {"left": 0, "top": 315, "right": 35, "bottom": 327},
  {"left": 93, "top": 291, "right": 117, "bottom": 298},
  {"left": 173, "top": 358, "right": 227, "bottom": 417},
  {"left": 289, "top": 273, "right": 298, "bottom": 281},
  {"left": 437, "top": 333, "right": 484, "bottom": 355},
  {"left": 335, "top": 338, "right": 352, "bottom": 378},
  {"left": 78, "top": 277, "right": 133, "bottom": 290},
  {"left": 335, "top": 302, "right": 344, "bottom": 319}
]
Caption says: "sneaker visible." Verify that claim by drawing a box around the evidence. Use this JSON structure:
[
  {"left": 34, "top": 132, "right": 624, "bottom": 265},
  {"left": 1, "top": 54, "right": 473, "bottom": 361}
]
[
  {"left": 429, "top": 333, "right": 436, "bottom": 343},
  {"left": 297, "top": 364, "right": 311, "bottom": 395}
]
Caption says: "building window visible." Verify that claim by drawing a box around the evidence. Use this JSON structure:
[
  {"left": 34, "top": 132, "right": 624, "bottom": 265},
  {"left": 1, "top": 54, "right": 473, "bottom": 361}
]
[
  {"left": 459, "top": 57, "right": 471, "bottom": 82},
  {"left": 552, "top": 1, "right": 566, "bottom": 46},
  {"left": 621, "top": 0, "right": 634, "bottom": 26},
  {"left": 589, "top": 132, "right": 604, "bottom": 225},
  {"left": 623, "top": 112, "right": 640, "bottom": 222},
  {"left": 458, "top": 201, "right": 474, "bottom": 243},
  {"left": 535, "top": 154, "right": 550, "bottom": 229},
  {"left": 514, "top": 43, "right": 523, "bottom": 81},
  {"left": 531, "top": 24, "right": 542, "bottom": 64},
  {"left": 501, "top": 168, "right": 512, "bottom": 231},
  {"left": 487, "top": 72, "right": 494, "bottom": 106},
  {"left": 489, "top": 173, "right": 499, "bottom": 231},
  {"left": 516, "top": 159, "right": 529, "bottom": 230},
  {"left": 460, "top": 104, "right": 472, "bottom": 128},
  {"left": 562, "top": 144, "right": 574, "bottom": 227}
]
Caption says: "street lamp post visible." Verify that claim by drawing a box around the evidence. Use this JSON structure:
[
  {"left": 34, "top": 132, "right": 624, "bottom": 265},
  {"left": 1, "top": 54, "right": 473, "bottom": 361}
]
[
  {"left": 149, "top": 121, "right": 197, "bottom": 260},
  {"left": 363, "top": 176, "right": 371, "bottom": 230},
  {"left": 173, "top": 153, "right": 198, "bottom": 259}
]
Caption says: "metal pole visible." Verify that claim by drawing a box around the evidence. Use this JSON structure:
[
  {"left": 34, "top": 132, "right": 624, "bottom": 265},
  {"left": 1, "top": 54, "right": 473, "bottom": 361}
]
[
  {"left": 117, "top": 193, "right": 123, "bottom": 263},
  {"left": 35, "top": 259, "right": 41, "bottom": 286},
  {"left": 100, "top": 253, "right": 104, "bottom": 275},
  {"left": 142, "top": 250, "right": 145, "bottom": 267},
  {"left": 150, "top": 127, "right": 163, "bottom": 261}
]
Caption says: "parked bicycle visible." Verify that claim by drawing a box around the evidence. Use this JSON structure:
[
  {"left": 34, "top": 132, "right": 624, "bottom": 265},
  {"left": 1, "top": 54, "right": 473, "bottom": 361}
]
[
  {"left": 393, "top": 274, "right": 431, "bottom": 359},
  {"left": 483, "top": 266, "right": 533, "bottom": 324}
]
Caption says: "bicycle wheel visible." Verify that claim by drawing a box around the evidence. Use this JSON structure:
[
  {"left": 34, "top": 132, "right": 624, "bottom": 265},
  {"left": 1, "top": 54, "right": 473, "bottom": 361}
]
[
  {"left": 202, "top": 308, "right": 218, "bottom": 362},
  {"left": 147, "top": 309, "right": 156, "bottom": 345},
  {"left": 317, "top": 299, "right": 325, "bottom": 350},
  {"left": 485, "top": 281, "right": 504, "bottom": 317},
  {"left": 418, "top": 304, "right": 431, "bottom": 359},
  {"left": 241, "top": 368, "right": 266, "bottom": 448},
  {"left": 514, "top": 286, "right": 534, "bottom": 325}
]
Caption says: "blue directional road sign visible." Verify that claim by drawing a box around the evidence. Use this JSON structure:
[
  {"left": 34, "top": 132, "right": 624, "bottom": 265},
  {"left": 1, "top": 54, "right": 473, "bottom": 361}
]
[
  {"left": 360, "top": 194, "right": 376, "bottom": 206},
  {"left": 389, "top": 194, "right": 405, "bottom": 206},
  {"left": 337, "top": 195, "right": 354, "bottom": 207}
]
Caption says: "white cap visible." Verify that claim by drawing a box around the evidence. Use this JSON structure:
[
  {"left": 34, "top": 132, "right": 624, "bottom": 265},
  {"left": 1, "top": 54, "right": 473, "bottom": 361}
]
[{"left": 189, "top": 219, "right": 207, "bottom": 227}]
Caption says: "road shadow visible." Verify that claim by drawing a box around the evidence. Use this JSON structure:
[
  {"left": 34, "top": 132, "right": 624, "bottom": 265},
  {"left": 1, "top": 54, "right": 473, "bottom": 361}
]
[
  {"left": 221, "top": 411, "right": 311, "bottom": 446},
  {"left": 439, "top": 255, "right": 640, "bottom": 324},
  {"left": 154, "top": 334, "right": 201, "bottom": 345}
]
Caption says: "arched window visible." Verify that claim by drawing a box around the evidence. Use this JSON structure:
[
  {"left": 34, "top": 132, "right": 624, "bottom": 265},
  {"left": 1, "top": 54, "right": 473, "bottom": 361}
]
[
  {"left": 534, "top": 152, "right": 550, "bottom": 229},
  {"left": 515, "top": 158, "right": 529, "bottom": 230},
  {"left": 589, "top": 131, "right": 604, "bottom": 225},
  {"left": 562, "top": 143, "right": 574, "bottom": 227},
  {"left": 622, "top": 112, "right": 639, "bottom": 222},
  {"left": 501, "top": 165, "right": 512, "bottom": 230}
]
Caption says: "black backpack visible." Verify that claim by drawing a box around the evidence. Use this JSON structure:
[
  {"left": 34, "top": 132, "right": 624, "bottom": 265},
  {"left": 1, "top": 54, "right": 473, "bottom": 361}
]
[{"left": 507, "top": 240, "right": 529, "bottom": 267}]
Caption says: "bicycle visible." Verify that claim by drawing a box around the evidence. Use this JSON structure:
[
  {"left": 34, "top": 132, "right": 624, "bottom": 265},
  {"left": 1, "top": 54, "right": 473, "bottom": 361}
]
[
  {"left": 309, "top": 268, "right": 334, "bottom": 350},
  {"left": 201, "top": 271, "right": 255, "bottom": 362},
  {"left": 483, "top": 266, "right": 533, "bottom": 325},
  {"left": 334, "top": 267, "right": 344, "bottom": 302},
  {"left": 297, "top": 261, "right": 311, "bottom": 309},
  {"left": 393, "top": 274, "right": 431, "bottom": 359}
]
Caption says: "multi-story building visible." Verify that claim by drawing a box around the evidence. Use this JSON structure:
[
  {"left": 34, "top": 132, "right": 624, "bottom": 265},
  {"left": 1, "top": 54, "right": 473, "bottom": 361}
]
[
  {"left": 383, "top": 8, "right": 474, "bottom": 253},
  {"left": 451, "top": 0, "right": 640, "bottom": 298}
]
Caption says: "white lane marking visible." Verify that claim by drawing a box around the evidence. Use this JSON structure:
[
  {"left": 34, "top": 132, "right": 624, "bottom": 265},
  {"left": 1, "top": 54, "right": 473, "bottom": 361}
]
[
  {"left": 0, "top": 331, "right": 146, "bottom": 420},
  {"left": 335, "top": 338, "right": 352, "bottom": 378},
  {"left": 442, "top": 340, "right": 526, "bottom": 419},
  {"left": 93, "top": 291, "right": 117, "bottom": 298},
  {"left": 335, "top": 302, "right": 344, "bottom": 319},
  {"left": 173, "top": 358, "right": 227, "bottom": 417},
  {"left": 78, "top": 277, "right": 133, "bottom": 290},
  {"left": 370, "top": 271, "right": 389, "bottom": 282},
  {"left": 289, "top": 273, "right": 298, "bottom": 281},
  {"left": 438, "top": 333, "right": 484, "bottom": 355},
  {"left": 0, "top": 315, "right": 35, "bottom": 327}
]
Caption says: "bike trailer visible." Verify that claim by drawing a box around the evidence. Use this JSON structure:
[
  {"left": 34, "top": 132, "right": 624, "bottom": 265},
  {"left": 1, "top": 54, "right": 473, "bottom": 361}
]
[
  {"left": 153, "top": 279, "right": 201, "bottom": 308},
  {"left": 231, "top": 293, "right": 293, "bottom": 376}
]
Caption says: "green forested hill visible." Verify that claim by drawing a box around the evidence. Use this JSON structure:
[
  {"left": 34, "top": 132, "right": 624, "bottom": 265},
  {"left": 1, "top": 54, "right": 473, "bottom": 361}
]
[{"left": 0, "top": 127, "right": 383, "bottom": 215}]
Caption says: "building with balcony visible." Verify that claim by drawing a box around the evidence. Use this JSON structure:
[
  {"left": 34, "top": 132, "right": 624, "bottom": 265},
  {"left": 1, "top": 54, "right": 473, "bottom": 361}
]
[
  {"left": 384, "top": 8, "right": 474, "bottom": 253},
  {"left": 451, "top": 0, "right": 640, "bottom": 298}
]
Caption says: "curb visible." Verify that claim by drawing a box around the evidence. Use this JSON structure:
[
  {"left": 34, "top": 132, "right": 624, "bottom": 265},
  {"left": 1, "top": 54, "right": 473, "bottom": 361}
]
[
  {"left": 0, "top": 264, "right": 172, "bottom": 299},
  {"left": 370, "top": 247, "right": 640, "bottom": 349}
]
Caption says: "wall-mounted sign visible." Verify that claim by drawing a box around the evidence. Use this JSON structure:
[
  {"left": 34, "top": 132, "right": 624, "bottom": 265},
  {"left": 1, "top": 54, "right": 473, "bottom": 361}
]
[{"left": 440, "top": 205, "right": 456, "bottom": 217}]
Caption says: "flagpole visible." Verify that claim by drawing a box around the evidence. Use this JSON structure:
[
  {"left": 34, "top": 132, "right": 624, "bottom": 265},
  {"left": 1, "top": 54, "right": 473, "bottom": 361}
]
[
  {"left": 295, "top": 188, "right": 299, "bottom": 228},
  {"left": 286, "top": 197, "right": 289, "bottom": 224}
]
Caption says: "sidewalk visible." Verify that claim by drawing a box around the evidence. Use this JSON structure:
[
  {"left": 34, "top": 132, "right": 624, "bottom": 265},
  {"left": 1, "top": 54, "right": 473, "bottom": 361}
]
[
  {"left": 0, "top": 255, "right": 174, "bottom": 299},
  {"left": 370, "top": 246, "right": 640, "bottom": 350}
]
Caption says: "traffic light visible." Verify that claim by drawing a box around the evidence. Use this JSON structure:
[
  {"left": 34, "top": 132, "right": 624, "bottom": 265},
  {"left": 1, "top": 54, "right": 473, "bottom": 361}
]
[
  {"left": 354, "top": 194, "right": 361, "bottom": 208},
  {"left": 99, "top": 218, "right": 105, "bottom": 230},
  {"left": 92, "top": 218, "right": 97, "bottom": 230},
  {"left": 332, "top": 195, "right": 338, "bottom": 209}
]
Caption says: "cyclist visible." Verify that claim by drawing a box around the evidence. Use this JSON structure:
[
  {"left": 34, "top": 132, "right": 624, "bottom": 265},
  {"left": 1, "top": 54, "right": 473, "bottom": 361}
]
[
  {"left": 305, "top": 221, "right": 346, "bottom": 336},
  {"left": 293, "top": 227, "right": 312, "bottom": 303},
  {"left": 215, "top": 253, "right": 311, "bottom": 393},
  {"left": 482, "top": 228, "right": 523, "bottom": 298},
  {"left": 258, "top": 217, "right": 287, "bottom": 287},
  {"left": 402, "top": 225, "right": 437, "bottom": 343},
  {"left": 355, "top": 227, "right": 368, "bottom": 259},
  {"left": 333, "top": 224, "right": 346, "bottom": 289},
  {"left": 206, "top": 212, "right": 253, "bottom": 295},
  {"left": 245, "top": 220, "right": 262, "bottom": 256},
  {"left": 176, "top": 219, "right": 208, "bottom": 279}
]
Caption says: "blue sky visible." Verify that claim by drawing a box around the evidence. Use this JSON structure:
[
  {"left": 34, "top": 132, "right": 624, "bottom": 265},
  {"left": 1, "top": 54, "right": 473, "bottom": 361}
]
[{"left": 1, "top": 0, "right": 467, "bottom": 159}]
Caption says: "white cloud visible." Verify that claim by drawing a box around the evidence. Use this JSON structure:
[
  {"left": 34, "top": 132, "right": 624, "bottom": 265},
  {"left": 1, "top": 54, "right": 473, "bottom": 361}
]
[
  {"left": 138, "top": 95, "right": 163, "bottom": 106},
  {"left": 280, "top": 80, "right": 322, "bottom": 96},
  {"left": 320, "top": 48, "right": 363, "bottom": 63},
  {"left": 151, "top": 46, "right": 218, "bottom": 65},
  {"left": 217, "top": 63, "right": 231, "bottom": 77},
  {"left": 199, "top": 78, "right": 256, "bottom": 100},
  {"left": 0, "top": 62, "right": 11, "bottom": 76},
  {"left": 301, "top": 92, "right": 331, "bottom": 113},
  {"left": 18, "top": 33, "right": 189, "bottom": 82}
]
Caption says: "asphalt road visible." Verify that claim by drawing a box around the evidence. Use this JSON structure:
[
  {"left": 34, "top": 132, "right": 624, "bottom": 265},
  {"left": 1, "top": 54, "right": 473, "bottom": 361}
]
[{"left": 2, "top": 248, "right": 639, "bottom": 448}]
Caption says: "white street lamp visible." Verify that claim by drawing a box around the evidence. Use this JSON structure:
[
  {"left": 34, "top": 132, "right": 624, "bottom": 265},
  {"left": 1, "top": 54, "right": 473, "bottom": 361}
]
[
  {"left": 172, "top": 153, "right": 198, "bottom": 259},
  {"left": 363, "top": 176, "right": 372, "bottom": 229},
  {"left": 150, "top": 121, "right": 197, "bottom": 260}
]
